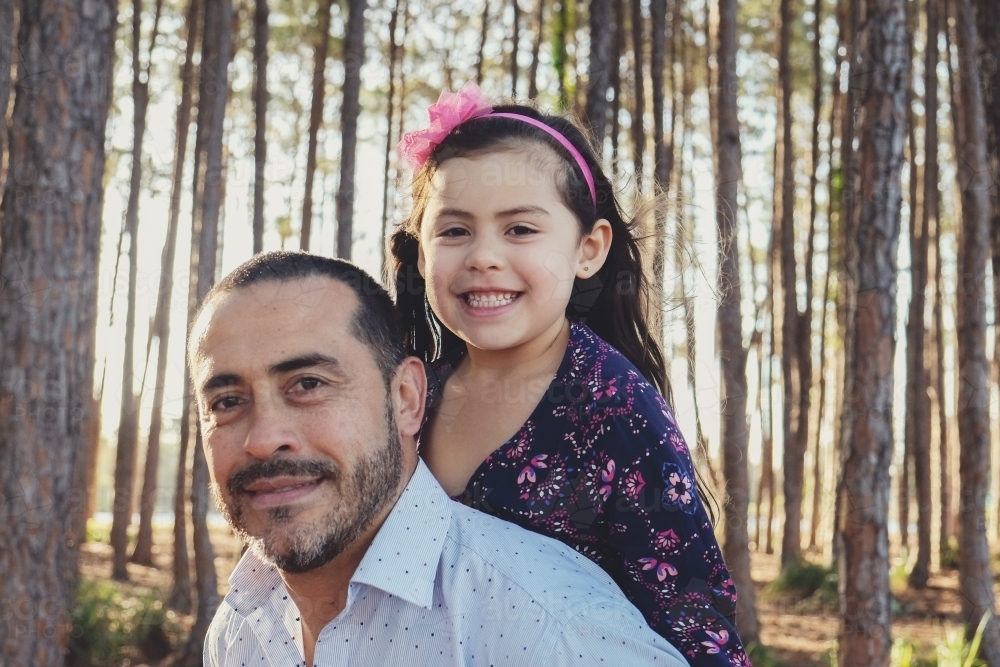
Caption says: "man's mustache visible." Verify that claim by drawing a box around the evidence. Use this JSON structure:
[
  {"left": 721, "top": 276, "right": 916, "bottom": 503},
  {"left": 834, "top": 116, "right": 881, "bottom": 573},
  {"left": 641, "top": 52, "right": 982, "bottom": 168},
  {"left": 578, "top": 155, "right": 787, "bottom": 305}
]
[{"left": 227, "top": 459, "right": 341, "bottom": 496}]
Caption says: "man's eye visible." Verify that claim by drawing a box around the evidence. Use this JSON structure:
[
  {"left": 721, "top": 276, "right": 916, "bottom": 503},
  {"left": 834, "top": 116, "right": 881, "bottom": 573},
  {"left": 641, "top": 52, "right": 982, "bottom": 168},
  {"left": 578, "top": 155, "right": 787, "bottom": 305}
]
[
  {"left": 296, "top": 377, "right": 323, "bottom": 391},
  {"left": 211, "top": 395, "right": 242, "bottom": 412}
]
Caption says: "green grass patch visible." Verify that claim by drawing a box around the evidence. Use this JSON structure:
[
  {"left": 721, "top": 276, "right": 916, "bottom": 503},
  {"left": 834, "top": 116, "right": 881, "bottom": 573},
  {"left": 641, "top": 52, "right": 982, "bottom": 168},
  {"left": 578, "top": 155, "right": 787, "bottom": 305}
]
[
  {"left": 67, "top": 579, "right": 173, "bottom": 667},
  {"left": 764, "top": 560, "right": 836, "bottom": 601}
]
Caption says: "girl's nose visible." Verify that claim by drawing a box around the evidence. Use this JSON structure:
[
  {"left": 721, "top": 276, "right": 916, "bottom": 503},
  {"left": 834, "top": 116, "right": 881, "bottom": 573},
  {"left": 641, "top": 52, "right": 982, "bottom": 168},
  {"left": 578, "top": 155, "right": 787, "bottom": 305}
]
[{"left": 464, "top": 235, "right": 505, "bottom": 272}]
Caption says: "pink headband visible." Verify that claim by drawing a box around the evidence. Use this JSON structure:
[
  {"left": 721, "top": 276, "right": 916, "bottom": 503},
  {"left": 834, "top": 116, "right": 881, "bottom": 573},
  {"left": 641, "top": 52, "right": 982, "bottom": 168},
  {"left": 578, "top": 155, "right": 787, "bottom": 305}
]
[{"left": 395, "top": 82, "right": 598, "bottom": 207}]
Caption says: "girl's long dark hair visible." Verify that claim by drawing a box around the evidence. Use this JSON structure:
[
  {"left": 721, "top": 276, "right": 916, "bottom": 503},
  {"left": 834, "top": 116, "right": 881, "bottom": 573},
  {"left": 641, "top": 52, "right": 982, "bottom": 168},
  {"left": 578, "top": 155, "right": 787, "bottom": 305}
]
[
  {"left": 389, "top": 103, "right": 671, "bottom": 401},
  {"left": 389, "top": 103, "right": 719, "bottom": 522}
]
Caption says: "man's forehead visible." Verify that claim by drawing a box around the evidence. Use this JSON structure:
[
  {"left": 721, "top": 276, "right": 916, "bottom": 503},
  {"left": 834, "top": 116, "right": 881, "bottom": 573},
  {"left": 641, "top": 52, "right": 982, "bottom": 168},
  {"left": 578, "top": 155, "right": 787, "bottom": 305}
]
[{"left": 191, "top": 276, "right": 360, "bottom": 372}]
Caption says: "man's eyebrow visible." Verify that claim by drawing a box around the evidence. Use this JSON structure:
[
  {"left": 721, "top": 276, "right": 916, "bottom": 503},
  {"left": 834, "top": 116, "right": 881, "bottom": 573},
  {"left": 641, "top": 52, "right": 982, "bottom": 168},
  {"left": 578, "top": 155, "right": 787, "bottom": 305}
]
[
  {"left": 202, "top": 373, "right": 241, "bottom": 394},
  {"left": 268, "top": 353, "right": 346, "bottom": 377}
]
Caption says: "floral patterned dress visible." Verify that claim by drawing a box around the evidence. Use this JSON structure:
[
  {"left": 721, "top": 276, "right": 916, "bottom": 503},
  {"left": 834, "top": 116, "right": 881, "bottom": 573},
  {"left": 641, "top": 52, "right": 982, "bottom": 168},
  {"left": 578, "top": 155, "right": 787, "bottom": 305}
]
[{"left": 422, "top": 322, "right": 751, "bottom": 667}]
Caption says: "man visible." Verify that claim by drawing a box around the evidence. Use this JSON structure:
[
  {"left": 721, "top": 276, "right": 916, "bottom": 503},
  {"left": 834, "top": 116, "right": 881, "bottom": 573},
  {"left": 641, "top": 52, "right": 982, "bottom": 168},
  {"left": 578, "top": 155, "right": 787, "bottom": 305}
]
[{"left": 190, "top": 250, "right": 688, "bottom": 667}]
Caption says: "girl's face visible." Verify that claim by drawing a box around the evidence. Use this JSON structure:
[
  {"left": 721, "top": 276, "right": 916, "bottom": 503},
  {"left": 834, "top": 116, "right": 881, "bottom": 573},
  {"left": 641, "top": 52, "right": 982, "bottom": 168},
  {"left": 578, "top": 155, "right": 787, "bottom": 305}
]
[{"left": 417, "top": 149, "right": 610, "bottom": 355}]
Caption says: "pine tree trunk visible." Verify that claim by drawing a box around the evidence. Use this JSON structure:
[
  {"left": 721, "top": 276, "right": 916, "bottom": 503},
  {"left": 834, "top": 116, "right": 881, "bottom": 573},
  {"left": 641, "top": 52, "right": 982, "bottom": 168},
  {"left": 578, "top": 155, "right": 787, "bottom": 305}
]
[
  {"left": 906, "top": 0, "right": 936, "bottom": 589},
  {"left": 715, "top": 0, "right": 758, "bottom": 641},
  {"left": 837, "top": 0, "right": 908, "bottom": 662},
  {"left": 629, "top": 0, "right": 644, "bottom": 189},
  {"left": 778, "top": 0, "right": 809, "bottom": 569},
  {"left": 609, "top": 0, "right": 625, "bottom": 167},
  {"left": 380, "top": 0, "right": 405, "bottom": 274},
  {"left": 585, "top": 0, "right": 612, "bottom": 142},
  {"left": 475, "top": 0, "right": 490, "bottom": 85},
  {"left": 649, "top": 0, "right": 667, "bottom": 338},
  {"left": 0, "top": 0, "right": 14, "bottom": 179},
  {"left": 335, "top": 0, "right": 366, "bottom": 260},
  {"left": 528, "top": 0, "right": 544, "bottom": 98},
  {"left": 510, "top": 0, "right": 520, "bottom": 95},
  {"left": 252, "top": 0, "right": 268, "bottom": 254},
  {"left": 932, "top": 158, "right": 951, "bottom": 560},
  {"left": 129, "top": 0, "right": 177, "bottom": 569},
  {"left": 177, "top": 0, "right": 232, "bottom": 660},
  {"left": 0, "top": 0, "right": 116, "bottom": 662},
  {"left": 952, "top": 0, "right": 1000, "bottom": 657},
  {"left": 553, "top": 0, "right": 569, "bottom": 107},
  {"left": 300, "top": 0, "right": 332, "bottom": 252},
  {"left": 110, "top": 0, "right": 165, "bottom": 582}
]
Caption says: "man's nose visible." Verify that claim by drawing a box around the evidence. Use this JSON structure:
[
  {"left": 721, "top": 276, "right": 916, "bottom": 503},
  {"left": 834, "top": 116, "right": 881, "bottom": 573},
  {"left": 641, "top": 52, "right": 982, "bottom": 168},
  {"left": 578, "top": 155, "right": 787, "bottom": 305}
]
[{"left": 243, "top": 395, "right": 300, "bottom": 459}]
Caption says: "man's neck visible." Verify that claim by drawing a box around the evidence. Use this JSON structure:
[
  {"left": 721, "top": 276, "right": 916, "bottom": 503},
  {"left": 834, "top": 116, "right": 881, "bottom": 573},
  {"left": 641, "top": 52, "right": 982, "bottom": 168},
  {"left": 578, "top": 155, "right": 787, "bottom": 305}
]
[{"left": 279, "top": 458, "right": 418, "bottom": 666}]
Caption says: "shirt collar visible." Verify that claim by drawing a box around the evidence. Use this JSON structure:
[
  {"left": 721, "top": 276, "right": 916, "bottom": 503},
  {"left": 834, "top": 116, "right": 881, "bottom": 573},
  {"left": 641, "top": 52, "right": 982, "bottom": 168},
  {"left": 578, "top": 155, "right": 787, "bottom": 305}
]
[
  {"left": 222, "top": 459, "right": 452, "bottom": 615},
  {"left": 349, "top": 459, "right": 452, "bottom": 608}
]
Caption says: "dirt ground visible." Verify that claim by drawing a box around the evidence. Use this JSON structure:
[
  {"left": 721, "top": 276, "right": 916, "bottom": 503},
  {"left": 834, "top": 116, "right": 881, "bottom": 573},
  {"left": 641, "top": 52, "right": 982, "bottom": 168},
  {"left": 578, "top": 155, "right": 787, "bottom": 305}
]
[{"left": 79, "top": 525, "right": 989, "bottom": 667}]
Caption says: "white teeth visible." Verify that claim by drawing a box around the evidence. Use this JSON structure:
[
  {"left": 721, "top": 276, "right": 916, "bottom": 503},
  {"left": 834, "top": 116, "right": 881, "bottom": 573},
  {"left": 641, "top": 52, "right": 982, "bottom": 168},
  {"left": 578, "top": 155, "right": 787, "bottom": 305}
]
[{"left": 466, "top": 292, "right": 517, "bottom": 308}]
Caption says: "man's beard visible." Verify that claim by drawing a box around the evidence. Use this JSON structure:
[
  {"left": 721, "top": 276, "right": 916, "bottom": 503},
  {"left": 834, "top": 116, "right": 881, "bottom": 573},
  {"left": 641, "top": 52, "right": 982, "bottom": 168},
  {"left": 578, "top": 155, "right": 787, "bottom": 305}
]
[{"left": 211, "top": 405, "right": 404, "bottom": 574}]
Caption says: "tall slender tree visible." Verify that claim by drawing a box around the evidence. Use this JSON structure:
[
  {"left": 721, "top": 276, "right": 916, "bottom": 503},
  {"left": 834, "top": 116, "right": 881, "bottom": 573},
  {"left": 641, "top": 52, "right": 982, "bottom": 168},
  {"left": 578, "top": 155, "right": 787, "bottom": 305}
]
[
  {"left": 777, "top": 0, "right": 810, "bottom": 568},
  {"left": 336, "top": 0, "right": 366, "bottom": 259},
  {"left": 380, "top": 0, "right": 406, "bottom": 273},
  {"left": 177, "top": 0, "right": 233, "bottom": 661},
  {"left": 609, "top": 0, "right": 625, "bottom": 166},
  {"left": 300, "top": 0, "right": 333, "bottom": 252},
  {"left": 715, "top": 0, "right": 758, "bottom": 641},
  {"left": 527, "top": 0, "right": 544, "bottom": 98},
  {"left": 0, "top": 0, "right": 14, "bottom": 179},
  {"left": 132, "top": 0, "right": 200, "bottom": 568},
  {"left": 952, "top": 0, "right": 1000, "bottom": 657},
  {"left": 907, "top": 0, "right": 935, "bottom": 589},
  {"left": 0, "top": 0, "right": 116, "bottom": 662},
  {"left": 629, "top": 0, "right": 644, "bottom": 189},
  {"left": 110, "top": 0, "right": 166, "bottom": 582},
  {"left": 837, "top": 0, "right": 908, "bottom": 661},
  {"left": 585, "top": 0, "right": 612, "bottom": 142},
  {"left": 510, "top": 0, "right": 520, "bottom": 95},
  {"left": 252, "top": 0, "right": 269, "bottom": 254},
  {"left": 475, "top": 0, "right": 490, "bottom": 85}
]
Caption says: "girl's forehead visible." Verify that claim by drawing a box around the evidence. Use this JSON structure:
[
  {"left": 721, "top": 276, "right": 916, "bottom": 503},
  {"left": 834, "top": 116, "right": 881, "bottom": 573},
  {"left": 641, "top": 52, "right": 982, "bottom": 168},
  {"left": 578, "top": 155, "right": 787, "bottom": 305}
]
[{"left": 430, "top": 147, "right": 565, "bottom": 195}]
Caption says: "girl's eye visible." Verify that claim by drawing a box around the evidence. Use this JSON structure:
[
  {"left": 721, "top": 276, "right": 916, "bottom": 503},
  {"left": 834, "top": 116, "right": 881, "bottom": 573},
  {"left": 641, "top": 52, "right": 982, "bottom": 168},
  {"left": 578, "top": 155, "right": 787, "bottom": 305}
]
[
  {"left": 439, "top": 226, "right": 469, "bottom": 237},
  {"left": 508, "top": 224, "right": 536, "bottom": 236}
]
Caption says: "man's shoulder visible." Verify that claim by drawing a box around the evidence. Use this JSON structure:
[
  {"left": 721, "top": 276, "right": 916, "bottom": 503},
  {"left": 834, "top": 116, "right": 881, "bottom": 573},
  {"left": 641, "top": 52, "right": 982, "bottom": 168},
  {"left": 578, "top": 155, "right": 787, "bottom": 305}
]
[{"left": 440, "top": 501, "right": 628, "bottom": 616}]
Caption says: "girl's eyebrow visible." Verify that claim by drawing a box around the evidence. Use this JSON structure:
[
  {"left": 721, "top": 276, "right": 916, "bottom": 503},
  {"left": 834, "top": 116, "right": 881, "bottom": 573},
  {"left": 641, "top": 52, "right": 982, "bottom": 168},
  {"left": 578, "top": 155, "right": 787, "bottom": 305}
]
[{"left": 497, "top": 205, "right": 550, "bottom": 217}]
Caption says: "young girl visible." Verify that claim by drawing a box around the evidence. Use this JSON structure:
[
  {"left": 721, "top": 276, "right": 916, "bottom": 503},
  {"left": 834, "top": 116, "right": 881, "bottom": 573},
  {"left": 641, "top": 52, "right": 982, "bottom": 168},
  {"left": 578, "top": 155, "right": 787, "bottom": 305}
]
[{"left": 389, "top": 83, "right": 750, "bottom": 667}]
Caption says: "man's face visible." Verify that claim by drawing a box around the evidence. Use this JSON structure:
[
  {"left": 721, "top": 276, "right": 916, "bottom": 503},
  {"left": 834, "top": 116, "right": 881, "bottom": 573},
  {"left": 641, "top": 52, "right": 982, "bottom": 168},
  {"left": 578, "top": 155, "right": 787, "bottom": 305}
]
[{"left": 191, "top": 277, "right": 408, "bottom": 573}]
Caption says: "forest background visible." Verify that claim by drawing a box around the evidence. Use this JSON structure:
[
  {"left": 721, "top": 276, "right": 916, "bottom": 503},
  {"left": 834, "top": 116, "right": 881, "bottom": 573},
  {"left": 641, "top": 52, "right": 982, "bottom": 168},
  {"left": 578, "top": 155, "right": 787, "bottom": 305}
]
[{"left": 1, "top": 0, "right": 999, "bottom": 664}]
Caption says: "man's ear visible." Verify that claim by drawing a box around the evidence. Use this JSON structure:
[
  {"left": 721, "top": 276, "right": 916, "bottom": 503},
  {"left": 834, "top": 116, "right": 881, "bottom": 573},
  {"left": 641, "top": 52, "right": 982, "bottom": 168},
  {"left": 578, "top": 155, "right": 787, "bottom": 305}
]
[{"left": 392, "top": 356, "right": 427, "bottom": 438}]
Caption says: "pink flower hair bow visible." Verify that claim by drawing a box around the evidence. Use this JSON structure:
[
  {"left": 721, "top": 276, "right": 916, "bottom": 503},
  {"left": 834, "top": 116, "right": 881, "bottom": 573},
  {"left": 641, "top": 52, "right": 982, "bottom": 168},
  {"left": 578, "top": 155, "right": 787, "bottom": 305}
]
[{"left": 396, "top": 82, "right": 493, "bottom": 171}]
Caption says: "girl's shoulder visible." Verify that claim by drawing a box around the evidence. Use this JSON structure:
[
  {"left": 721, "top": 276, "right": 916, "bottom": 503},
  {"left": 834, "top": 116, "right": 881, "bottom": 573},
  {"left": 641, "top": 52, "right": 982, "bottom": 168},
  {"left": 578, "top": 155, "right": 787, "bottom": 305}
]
[{"left": 562, "top": 322, "right": 677, "bottom": 426}]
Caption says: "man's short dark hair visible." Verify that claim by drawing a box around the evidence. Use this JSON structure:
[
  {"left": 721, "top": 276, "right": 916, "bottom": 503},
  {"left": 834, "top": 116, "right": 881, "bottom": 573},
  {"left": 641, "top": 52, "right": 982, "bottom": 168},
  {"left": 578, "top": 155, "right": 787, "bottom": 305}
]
[{"left": 198, "top": 251, "right": 405, "bottom": 384}]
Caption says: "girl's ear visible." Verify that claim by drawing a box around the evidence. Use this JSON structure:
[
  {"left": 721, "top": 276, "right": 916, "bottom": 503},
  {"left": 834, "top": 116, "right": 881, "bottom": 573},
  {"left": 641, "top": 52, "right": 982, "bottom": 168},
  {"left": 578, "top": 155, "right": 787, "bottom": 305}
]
[{"left": 576, "top": 219, "right": 613, "bottom": 278}]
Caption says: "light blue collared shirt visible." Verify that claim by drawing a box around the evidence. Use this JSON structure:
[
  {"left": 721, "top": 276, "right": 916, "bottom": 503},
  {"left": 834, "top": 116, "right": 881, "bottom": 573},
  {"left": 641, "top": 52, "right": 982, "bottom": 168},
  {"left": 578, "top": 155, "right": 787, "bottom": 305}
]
[{"left": 204, "top": 460, "right": 690, "bottom": 667}]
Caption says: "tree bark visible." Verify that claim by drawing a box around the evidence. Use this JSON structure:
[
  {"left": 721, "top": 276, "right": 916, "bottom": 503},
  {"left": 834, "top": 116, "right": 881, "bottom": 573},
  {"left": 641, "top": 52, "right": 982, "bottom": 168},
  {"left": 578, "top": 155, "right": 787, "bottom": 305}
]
[
  {"left": 300, "top": 0, "right": 332, "bottom": 252},
  {"left": 335, "top": 0, "right": 366, "bottom": 260},
  {"left": 778, "top": 0, "right": 809, "bottom": 569},
  {"left": 585, "top": 0, "right": 612, "bottom": 143},
  {"left": 527, "top": 0, "right": 544, "bottom": 98},
  {"left": 553, "top": 0, "right": 569, "bottom": 108},
  {"left": 252, "top": 0, "right": 268, "bottom": 254},
  {"left": 380, "top": 0, "right": 406, "bottom": 275},
  {"left": 510, "top": 0, "right": 520, "bottom": 95},
  {"left": 0, "top": 0, "right": 14, "bottom": 181},
  {"left": 177, "top": 0, "right": 232, "bottom": 660},
  {"left": 906, "top": 0, "right": 935, "bottom": 590},
  {"left": 629, "top": 0, "right": 644, "bottom": 190},
  {"left": 609, "top": 0, "right": 625, "bottom": 167},
  {"left": 475, "top": 0, "right": 490, "bottom": 85},
  {"left": 0, "top": 0, "right": 116, "bottom": 662},
  {"left": 837, "top": 0, "right": 908, "bottom": 662},
  {"left": 952, "top": 0, "right": 1000, "bottom": 658},
  {"left": 169, "top": 0, "right": 204, "bottom": 612},
  {"left": 715, "top": 0, "right": 758, "bottom": 642},
  {"left": 110, "top": 0, "right": 165, "bottom": 582}
]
